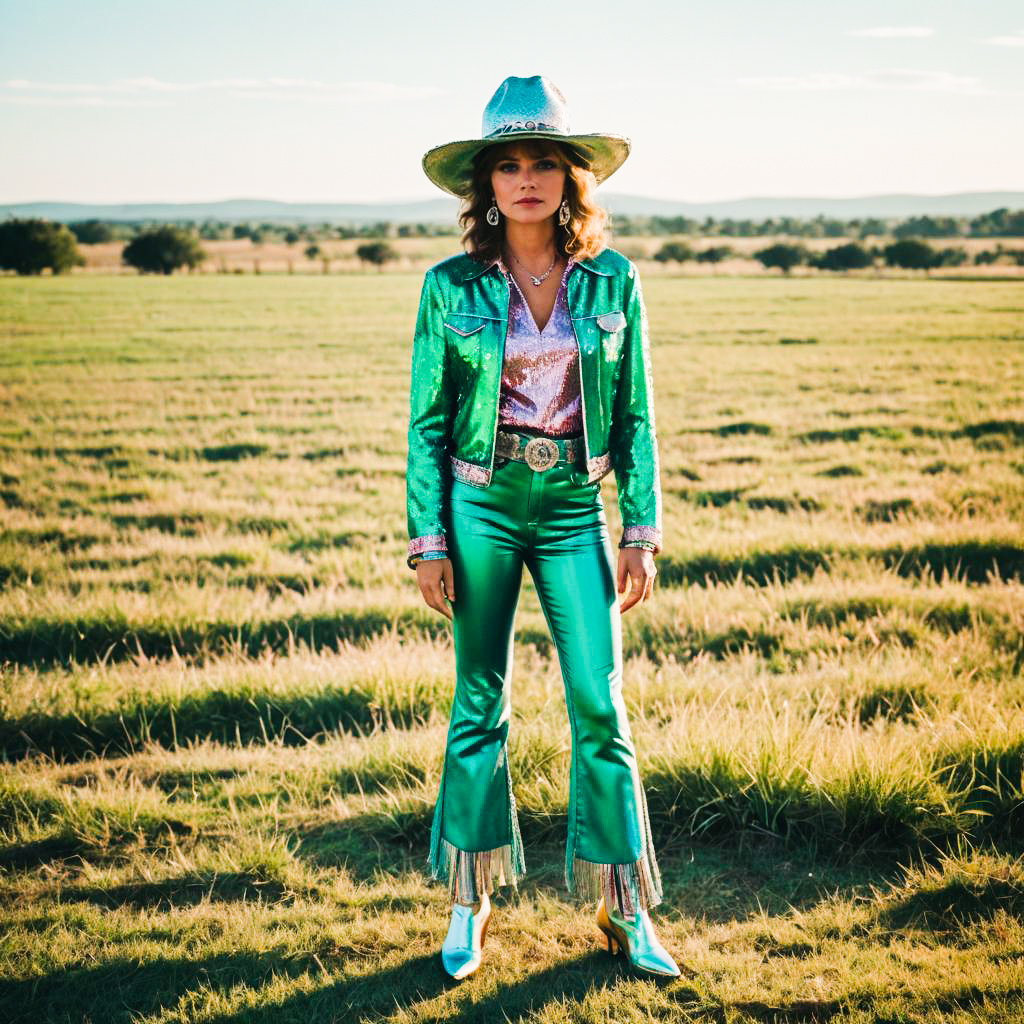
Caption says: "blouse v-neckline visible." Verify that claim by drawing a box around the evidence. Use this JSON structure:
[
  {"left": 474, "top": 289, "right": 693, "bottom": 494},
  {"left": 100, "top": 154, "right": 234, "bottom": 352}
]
[{"left": 502, "top": 258, "right": 576, "bottom": 335}]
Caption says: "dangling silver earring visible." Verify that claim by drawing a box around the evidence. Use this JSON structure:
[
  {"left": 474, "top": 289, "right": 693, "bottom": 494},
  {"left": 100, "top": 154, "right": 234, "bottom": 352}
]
[
  {"left": 558, "top": 199, "right": 571, "bottom": 227},
  {"left": 486, "top": 199, "right": 500, "bottom": 227}
]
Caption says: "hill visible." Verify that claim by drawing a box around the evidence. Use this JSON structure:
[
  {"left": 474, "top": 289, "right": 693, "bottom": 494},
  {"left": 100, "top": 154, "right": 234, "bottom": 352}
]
[{"left": 2, "top": 191, "right": 1022, "bottom": 224}]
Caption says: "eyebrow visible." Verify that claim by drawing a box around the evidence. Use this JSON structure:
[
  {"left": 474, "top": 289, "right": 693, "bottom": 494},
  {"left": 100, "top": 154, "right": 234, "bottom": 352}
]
[{"left": 496, "top": 154, "right": 557, "bottom": 164}]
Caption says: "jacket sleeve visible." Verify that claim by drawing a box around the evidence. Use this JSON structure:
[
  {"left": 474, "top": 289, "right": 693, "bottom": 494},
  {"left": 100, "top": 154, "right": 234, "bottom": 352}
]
[
  {"left": 406, "top": 270, "right": 452, "bottom": 568},
  {"left": 609, "top": 262, "right": 663, "bottom": 555}
]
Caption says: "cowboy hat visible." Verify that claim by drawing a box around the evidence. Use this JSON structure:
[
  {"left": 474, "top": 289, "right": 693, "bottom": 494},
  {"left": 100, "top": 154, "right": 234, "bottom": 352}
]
[{"left": 422, "top": 75, "right": 631, "bottom": 198}]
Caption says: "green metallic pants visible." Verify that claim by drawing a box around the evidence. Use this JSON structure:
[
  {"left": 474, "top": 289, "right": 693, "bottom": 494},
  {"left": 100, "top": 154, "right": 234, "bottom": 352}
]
[{"left": 428, "top": 456, "right": 663, "bottom": 916}]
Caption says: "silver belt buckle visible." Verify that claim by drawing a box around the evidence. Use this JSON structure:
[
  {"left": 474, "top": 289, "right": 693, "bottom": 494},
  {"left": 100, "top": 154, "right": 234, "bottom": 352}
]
[{"left": 523, "top": 436, "right": 559, "bottom": 472}]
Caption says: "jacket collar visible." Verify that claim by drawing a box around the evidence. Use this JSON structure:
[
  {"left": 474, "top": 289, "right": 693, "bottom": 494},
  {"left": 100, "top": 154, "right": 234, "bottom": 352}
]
[{"left": 455, "top": 248, "right": 615, "bottom": 284}]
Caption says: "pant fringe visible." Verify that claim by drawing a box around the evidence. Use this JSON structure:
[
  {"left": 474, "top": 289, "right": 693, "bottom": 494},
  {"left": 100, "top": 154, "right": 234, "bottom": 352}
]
[
  {"left": 429, "top": 835, "right": 526, "bottom": 905},
  {"left": 565, "top": 783, "right": 664, "bottom": 916},
  {"left": 566, "top": 849, "right": 663, "bottom": 916},
  {"left": 427, "top": 747, "right": 526, "bottom": 905}
]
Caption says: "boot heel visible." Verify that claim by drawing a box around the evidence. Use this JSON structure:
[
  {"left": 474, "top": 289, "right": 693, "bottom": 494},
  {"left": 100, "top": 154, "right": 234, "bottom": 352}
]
[{"left": 598, "top": 925, "right": 620, "bottom": 956}]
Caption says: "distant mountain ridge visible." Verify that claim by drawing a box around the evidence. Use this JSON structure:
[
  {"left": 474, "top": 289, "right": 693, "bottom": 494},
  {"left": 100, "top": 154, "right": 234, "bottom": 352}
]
[{"left": 2, "top": 191, "right": 1022, "bottom": 224}]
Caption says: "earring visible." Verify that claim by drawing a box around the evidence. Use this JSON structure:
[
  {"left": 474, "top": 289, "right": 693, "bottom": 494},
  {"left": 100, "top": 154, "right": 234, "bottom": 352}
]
[
  {"left": 558, "top": 199, "right": 571, "bottom": 227},
  {"left": 486, "top": 200, "right": 500, "bottom": 227}
]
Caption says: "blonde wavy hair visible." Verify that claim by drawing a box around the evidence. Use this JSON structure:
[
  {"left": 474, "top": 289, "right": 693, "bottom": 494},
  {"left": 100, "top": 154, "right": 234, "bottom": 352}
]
[{"left": 459, "top": 139, "right": 608, "bottom": 265}]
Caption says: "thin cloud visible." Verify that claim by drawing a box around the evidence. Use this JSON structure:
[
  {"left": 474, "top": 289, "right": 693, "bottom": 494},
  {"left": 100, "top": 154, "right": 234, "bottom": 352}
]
[
  {"left": 0, "top": 77, "right": 441, "bottom": 107},
  {"left": 737, "top": 68, "right": 991, "bottom": 95},
  {"left": 981, "top": 30, "right": 1024, "bottom": 46},
  {"left": 848, "top": 26, "right": 934, "bottom": 38}
]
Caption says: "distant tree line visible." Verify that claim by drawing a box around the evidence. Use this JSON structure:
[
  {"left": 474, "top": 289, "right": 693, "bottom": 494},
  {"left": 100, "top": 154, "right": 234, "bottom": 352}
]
[
  {"left": 752, "top": 240, "right": 1024, "bottom": 274},
  {"left": 61, "top": 218, "right": 459, "bottom": 244},
  {"left": 43, "top": 206, "right": 1024, "bottom": 246},
  {"left": 652, "top": 237, "right": 1024, "bottom": 273},
  {"left": 3, "top": 207, "right": 1024, "bottom": 276},
  {"left": 0, "top": 219, "right": 406, "bottom": 275},
  {"left": 612, "top": 207, "right": 1024, "bottom": 239}
]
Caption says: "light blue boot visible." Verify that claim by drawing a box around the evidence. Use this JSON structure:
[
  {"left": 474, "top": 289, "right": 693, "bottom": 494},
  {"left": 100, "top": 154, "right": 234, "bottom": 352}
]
[{"left": 441, "top": 890, "right": 491, "bottom": 980}]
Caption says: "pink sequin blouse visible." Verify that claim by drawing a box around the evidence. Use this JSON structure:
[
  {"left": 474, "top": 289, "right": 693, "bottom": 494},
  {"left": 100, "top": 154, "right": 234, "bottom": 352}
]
[{"left": 497, "top": 259, "right": 582, "bottom": 438}]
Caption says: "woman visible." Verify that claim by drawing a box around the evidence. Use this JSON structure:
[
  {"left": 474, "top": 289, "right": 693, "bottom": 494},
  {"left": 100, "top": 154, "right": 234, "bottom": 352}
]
[{"left": 406, "top": 75, "right": 678, "bottom": 980}]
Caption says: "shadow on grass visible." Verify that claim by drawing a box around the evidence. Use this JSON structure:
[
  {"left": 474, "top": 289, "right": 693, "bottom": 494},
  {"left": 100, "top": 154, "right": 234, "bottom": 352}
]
[
  {"left": 4, "top": 942, "right": 1022, "bottom": 1024},
  {"left": 0, "top": 944, "right": 684, "bottom": 1024},
  {"left": 199, "top": 951, "right": 705, "bottom": 1024},
  {"left": 876, "top": 873, "right": 1024, "bottom": 936},
  {"left": 296, "top": 812, "right": 887, "bottom": 926},
  {"left": 0, "top": 835, "right": 92, "bottom": 871},
  {"left": 0, "top": 606, "right": 449, "bottom": 669},
  {"left": 40, "top": 871, "right": 293, "bottom": 911},
  {"left": 659, "top": 540, "right": 1024, "bottom": 587},
  {"left": 0, "top": 950, "right": 349, "bottom": 1024},
  {"left": 4, "top": 544, "right": 1021, "bottom": 671},
  {"left": 1, "top": 682, "right": 445, "bottom": 761},
  {"left": 958, "top": 419, "right": 1024, "bottom": 445}
]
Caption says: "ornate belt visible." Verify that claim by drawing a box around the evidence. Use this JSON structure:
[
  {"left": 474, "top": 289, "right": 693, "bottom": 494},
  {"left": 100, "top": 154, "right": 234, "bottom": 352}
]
[{"left": 495, "top": 430, "right": 583, "bottom": 473}]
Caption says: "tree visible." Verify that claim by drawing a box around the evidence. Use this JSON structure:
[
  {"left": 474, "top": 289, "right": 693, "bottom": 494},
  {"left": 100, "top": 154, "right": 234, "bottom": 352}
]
[
  {"left": 0, "top": 218, "right": 83, "bottom": 275},
  {"left": 356, "top": 241, "right": 399, "bottom": 269},
  {"left": 122, "top": 226, "right": 205, "bottom": 275},
  {"left": 811, "top": 242, "right": 873, "bottom": 272},
  {"left": 304, "top": 243, "right": 322, "bottom": 261},
  {"left": 199, "top": 220, "right": 226, "bottom": 241},
  {"left": 933, "top": 246, "right": 968, "bottom": 268},
  {"left": 651, "top": 215, "right": 698, "bottom": 235},
  {"left": 853, "top": 217, "right": 888, "bottom": 239},
  {"left": 653, "top": 241, "right": 694, "bottom": 263},
  {"left": 969, "top": 207, "right": 1024, "bottom": 237},
  {"left": 695, "top": 245, "right": 733, "bottom": 266},
  {"left": 754, "top": 242, "right": 809, "bottom": 274},
  {"left": 284, "top": 230, "right": 300, "bottom": 245},
  {"left": 883, "top": 239, "right": 937, "bottom": 271},
  {"left": 893, "top": 215, "right": 966, "bottom": 240},
  {"left": 69, "top": 219, "right": 114, "bottom": 244}
]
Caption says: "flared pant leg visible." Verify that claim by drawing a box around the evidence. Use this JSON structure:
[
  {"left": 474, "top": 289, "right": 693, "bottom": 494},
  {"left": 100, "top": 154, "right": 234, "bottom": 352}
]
[
  {"left": 427, "top": 467, "right": 528, "bottom": 905},
  {"left": 527, "top": 528, "right": 663, "bottom": 916},
  {"left": 427, "top": 458, "right": 663, "bottom": 914}
]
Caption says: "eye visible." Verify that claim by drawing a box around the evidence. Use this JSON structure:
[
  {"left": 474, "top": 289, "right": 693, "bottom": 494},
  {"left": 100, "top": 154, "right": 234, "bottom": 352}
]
[
  {"left": 496, "top": 162, "right": 519, "bottom": 173},
  {"left": 536, "top": 159, "right": 558, "bottom": 171}
]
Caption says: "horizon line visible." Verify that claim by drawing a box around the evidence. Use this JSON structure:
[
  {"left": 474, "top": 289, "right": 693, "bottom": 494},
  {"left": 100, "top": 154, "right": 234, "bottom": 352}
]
[{"left": 4, "top": 187, "right": 1024, "bottom": 208}]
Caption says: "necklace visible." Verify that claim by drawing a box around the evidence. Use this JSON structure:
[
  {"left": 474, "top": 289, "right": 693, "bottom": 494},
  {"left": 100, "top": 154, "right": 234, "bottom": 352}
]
[{"left": 507, "top": 247, "right": 557, "bottom": 287}]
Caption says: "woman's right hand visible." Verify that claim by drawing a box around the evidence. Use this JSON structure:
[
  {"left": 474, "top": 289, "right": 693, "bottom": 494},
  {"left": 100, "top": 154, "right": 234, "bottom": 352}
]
[{"left": 416, "top": 558, "right": 456, "bottom": 620}]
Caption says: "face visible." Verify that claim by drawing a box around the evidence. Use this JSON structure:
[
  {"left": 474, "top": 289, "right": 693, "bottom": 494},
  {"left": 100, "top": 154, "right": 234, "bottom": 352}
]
[{"left": 489, "top": 145, "right": 567, "bottom": 226}]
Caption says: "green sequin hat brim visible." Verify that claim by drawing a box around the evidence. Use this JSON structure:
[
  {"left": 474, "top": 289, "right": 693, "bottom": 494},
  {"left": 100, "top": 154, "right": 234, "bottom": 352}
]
[{"left": 422, "top": 131, "right": 631, "bottom": 199}]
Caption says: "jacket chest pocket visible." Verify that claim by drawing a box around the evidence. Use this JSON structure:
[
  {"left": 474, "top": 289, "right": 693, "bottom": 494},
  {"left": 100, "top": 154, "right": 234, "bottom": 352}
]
[
  {"left": 442, "top": 315, "right": 485, "bottom": 372},
  {"left": 576, "top": 309, "right": 627, "bottom": 361},
  {"left": 444, "top": 313, "right": 502, "bottom": 366}
]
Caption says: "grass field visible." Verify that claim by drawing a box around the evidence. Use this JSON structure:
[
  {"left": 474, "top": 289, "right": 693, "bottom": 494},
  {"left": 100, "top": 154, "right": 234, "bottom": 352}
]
[{"left": 1, "top": 271, "right": 1023, "bottom": 1023}]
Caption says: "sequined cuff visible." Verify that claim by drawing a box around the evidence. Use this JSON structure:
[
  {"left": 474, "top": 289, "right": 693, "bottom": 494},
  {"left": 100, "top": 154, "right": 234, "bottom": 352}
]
[
  {"left": 619, "top": 525, "right": 661, "bottom": 554},
  {"left": 407, "top": 533, "right": 447, "bottom": 570}
]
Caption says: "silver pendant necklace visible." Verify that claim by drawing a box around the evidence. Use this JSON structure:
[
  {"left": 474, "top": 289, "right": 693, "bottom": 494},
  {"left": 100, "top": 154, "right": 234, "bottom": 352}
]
[{"left": 508, "top": 247, "right": 557, "bottom": 287}]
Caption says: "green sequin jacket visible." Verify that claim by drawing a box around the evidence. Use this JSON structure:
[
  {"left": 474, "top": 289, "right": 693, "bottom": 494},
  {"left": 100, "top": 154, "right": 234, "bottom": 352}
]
[{"left": 406, "top": 246, "right": 661, "bottom": 568}]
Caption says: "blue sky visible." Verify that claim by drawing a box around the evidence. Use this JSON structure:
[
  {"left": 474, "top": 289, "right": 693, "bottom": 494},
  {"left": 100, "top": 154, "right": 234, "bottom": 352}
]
[{"left": 1, "top": 0, "right": 1021, "bottom": 203}]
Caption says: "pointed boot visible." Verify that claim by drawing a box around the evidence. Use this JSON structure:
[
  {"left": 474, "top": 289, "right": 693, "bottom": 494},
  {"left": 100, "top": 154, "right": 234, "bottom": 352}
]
[
  {"left": 596, "top": 895, "right": 680, "bottom": 978},
  {"left": 441, "top": 890, "right": 491, "bottom": 980}
]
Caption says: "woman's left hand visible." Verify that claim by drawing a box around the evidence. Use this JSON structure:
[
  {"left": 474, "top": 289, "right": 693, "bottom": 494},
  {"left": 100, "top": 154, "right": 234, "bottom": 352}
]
[{"left": 616, "top": 547, "right": 657, "bottom": 613}]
